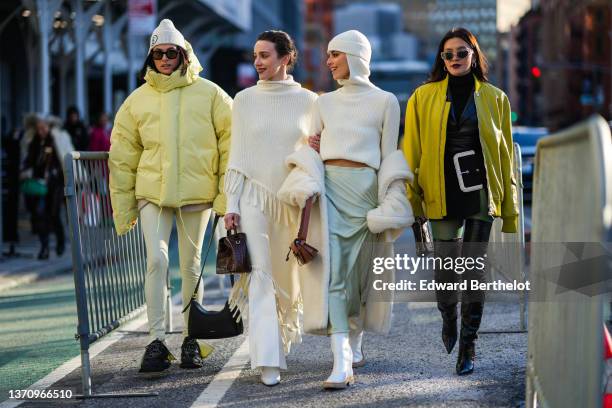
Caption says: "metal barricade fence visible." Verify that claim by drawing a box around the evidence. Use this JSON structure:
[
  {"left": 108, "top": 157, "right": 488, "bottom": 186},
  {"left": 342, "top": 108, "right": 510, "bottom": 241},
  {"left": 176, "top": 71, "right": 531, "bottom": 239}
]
[
  {"left": 526, "top": 115, "right": 612, "bottom": 408},
  {"left": 486, "top": 142, "right": 528, "bottom": 332},
  {"left": 63, "top": 151, "right": 166, "bottom": 399}
]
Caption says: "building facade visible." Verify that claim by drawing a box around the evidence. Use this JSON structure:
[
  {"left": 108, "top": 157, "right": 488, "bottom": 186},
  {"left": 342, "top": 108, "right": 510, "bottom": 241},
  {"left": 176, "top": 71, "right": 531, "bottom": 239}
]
[
  {"left": 539, "top": 0, "right": 611, "bottom": 130},
  {"left": 513, "top": 8, "right": 543, "bottom": 126},
  {"left": 0, "top": 0, "right": 252, "bottom": 133},
  {"left": 303, "top": 0, "right": 334, "bottom": 92}
]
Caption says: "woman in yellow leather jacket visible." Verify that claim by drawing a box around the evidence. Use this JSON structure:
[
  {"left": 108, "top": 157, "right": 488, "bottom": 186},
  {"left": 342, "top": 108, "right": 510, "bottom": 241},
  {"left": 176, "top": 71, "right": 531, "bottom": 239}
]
[{"left": 402, "top": 27, "right": 519, "bottom": 376}]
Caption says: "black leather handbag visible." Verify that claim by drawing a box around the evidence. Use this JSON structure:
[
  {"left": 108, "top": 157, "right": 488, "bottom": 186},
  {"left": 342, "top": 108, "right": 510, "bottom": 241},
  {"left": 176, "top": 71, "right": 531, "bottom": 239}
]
[
  {"left": 216, "top": 229, "right": 252, "bottom": 274},
  {"left": 182, "top": 215, "right": 243, "bottom": 339}
]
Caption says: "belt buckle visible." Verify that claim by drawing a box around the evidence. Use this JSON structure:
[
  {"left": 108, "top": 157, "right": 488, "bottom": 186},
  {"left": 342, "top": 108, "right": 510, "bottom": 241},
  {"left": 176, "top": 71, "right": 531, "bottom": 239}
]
[{"left": 453, "top": 150, "right": 484, "bottom": 193}]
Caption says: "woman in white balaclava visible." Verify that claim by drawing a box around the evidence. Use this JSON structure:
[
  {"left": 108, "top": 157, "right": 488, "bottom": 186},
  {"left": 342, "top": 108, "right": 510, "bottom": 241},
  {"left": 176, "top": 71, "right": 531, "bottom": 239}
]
[{"left": 279, "top": 30, "right": 413, "bottom": 389}]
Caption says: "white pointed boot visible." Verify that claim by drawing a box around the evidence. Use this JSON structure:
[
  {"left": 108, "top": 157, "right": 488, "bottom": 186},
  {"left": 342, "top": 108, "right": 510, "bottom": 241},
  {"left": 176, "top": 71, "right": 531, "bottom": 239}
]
[
  {"left": 323, "top": 333, "right": 354, "bottom": 389},
  {"left": 349, "top": 329, "right": 365, "bottom": 368},
  {"left": 260, "top": 366, "right": 280, "bottom": 386}
]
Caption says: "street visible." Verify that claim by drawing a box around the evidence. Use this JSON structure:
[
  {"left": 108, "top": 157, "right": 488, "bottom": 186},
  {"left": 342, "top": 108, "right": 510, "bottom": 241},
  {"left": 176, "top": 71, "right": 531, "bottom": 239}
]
[{"left": 0, "top": 229, "right": 527, "bottom": 408}]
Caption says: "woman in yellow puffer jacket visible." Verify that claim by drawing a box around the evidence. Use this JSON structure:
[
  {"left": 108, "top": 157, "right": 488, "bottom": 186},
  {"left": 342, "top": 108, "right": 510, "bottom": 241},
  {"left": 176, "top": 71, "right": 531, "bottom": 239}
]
[
  {"left": 402, "top": 27, "right": 519, "bottom": 377},
  {"left": 108, "top": 19, "right": 232, "bottom": 373}
]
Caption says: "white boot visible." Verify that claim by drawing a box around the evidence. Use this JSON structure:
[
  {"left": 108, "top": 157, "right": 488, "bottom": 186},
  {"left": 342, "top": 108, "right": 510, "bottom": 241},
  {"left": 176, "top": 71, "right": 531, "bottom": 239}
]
[
  {"left": 323, "top": 333, "right": 354, "bottom": 389},
  {"left": 260, "top": 366, "right": 280, "bottom": 386},
  {"left": 349, "top": 329, "right": 365, "bottom": 368}
]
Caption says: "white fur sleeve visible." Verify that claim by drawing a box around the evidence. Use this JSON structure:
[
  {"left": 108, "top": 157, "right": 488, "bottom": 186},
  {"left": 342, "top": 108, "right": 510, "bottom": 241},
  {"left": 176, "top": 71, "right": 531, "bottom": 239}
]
[
  {"left": 367, "top": 179, "right": 414, "bottom": 240},
  {"left": 277, "top": 167, "right": 322, "bottom": 209}
]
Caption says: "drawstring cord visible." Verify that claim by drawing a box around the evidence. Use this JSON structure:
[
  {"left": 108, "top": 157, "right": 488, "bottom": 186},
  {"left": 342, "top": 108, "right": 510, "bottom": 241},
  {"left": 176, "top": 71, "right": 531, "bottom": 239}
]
[
  {"left": 177, "top": 207, "right": 200, "bottom": 251},
  {"left": 154, "top": 204, "right": 203, "bottom": 253}
]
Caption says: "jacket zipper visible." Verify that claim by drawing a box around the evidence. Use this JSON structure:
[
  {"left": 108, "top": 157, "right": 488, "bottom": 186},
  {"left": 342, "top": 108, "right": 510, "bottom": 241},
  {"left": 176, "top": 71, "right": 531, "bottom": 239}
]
[{"left": 473, "top": 90, "right": 494, "bottom": 216}]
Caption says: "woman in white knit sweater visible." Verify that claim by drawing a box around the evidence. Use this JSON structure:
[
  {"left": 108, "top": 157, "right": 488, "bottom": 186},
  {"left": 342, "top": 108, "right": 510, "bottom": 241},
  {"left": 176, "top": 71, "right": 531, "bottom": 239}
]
[
  {"left": 298, "top": 30, "right": 413, "bottom": 389},
  {"left": 223, "top": 31, "right": 317, "bottom": 386}
]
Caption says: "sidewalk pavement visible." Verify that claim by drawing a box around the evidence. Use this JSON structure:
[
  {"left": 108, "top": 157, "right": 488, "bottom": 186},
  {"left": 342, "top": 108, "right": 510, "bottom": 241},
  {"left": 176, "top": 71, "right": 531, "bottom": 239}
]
[{"left": 0, "top": 227, "right": 72, "bottom": 293}]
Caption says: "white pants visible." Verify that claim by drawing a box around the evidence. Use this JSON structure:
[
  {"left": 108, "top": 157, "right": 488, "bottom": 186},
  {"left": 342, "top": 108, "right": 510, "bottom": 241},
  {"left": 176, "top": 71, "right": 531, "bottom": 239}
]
[
  {"left": 239, "top": 200, "right": 287, "bottom": 370},
  {"left": 140, "top": 203, "right": 210, "bottom": 342}
]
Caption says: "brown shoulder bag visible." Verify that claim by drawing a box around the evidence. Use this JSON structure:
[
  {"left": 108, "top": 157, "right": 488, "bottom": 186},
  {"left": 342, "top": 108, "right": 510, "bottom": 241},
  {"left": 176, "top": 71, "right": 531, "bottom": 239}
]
[{"left": 286, "top": 196, "right": 319, "bottom": 265}]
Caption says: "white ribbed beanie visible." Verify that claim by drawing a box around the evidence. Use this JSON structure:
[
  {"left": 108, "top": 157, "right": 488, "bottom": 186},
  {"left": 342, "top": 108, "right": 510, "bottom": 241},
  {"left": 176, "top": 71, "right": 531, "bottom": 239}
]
[
  {"left": 149, "top": 19, "right": 186, "bottom": 52},
  {"left": 328, "top": 30, "right": 372, "bottom": 63}
]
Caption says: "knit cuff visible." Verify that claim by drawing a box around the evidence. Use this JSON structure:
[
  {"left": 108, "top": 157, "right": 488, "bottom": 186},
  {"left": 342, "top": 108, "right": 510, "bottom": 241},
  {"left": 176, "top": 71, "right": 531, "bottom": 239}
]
[{"left": 226, "top": 192, "right": 241, "bottom": 215}]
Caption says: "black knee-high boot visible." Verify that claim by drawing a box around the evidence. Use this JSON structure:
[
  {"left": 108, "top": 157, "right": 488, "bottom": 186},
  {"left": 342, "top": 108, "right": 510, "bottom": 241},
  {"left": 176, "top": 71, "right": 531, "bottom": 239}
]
[
  {"left": 456, "top": 219, "right": 492, "bottom": 375},
  {"left": 434, "top": 238, "right": 462, "bottom": 354}
]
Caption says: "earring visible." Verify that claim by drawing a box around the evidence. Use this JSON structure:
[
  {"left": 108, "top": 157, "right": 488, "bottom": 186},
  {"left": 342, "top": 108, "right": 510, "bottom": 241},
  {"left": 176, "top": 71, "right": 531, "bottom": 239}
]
[
  {"left": 443, "top": 66, "right": 447, "bottom": 72},
  {"left": 472, "top": 61, "right": 477, "bottom": 68}
]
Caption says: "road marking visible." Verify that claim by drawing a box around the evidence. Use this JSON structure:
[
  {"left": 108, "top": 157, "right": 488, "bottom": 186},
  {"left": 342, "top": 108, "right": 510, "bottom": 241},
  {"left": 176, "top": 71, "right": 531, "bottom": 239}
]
[
  {"left": 0, "top": 276, "right": 218, "bottom": 408},
  {"left": 190, "top": 339, "right": 250, "bottom": 408}
]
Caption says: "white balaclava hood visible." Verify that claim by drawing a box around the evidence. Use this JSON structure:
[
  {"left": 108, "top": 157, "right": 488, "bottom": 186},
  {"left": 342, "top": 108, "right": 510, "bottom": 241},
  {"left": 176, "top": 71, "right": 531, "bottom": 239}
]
[
  {"left": 327, "top": 30, "right": 374, "bottom": 88},
  {"left": 149, "top": 19, "right": 186, "bottom": 52}
]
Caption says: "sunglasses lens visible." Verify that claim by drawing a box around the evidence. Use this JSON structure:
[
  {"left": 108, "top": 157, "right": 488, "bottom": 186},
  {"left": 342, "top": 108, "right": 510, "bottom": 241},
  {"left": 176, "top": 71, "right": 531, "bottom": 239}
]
[
  {"left": 151, "top": 49, "right": 179, "bottom": 60},
  {"left": 457, "top": 50, "right": 469, "bottom": 59},
  {"left": 442, "top": 52, "right": 453, "bottom": 61}
]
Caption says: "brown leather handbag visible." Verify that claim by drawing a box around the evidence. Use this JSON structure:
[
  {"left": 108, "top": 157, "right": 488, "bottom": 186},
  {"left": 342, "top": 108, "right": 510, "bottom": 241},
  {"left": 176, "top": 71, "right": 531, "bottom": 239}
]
[
  {"left": 216, "top": 228, "right": 252, "bottom": 274},
  {"left": 286, "top": 196, "right": 319, "bottom": 265}
]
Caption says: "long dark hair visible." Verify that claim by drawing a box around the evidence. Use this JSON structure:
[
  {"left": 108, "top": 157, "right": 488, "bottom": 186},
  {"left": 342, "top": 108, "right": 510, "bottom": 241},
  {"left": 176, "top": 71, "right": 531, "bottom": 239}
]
[
  {"left": 427, "top": 27, "right": 489, "bottom": 83},
  {"left": 139, "top": 46, "right": 189, "bottom": 80},
  {"left": 256, "top": 30, "right": 298, "bottom": 72}
]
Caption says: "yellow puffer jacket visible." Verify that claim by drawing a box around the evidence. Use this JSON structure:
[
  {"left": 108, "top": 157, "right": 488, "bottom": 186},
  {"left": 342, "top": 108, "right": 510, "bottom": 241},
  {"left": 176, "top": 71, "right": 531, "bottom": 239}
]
[
  {"left": 109, "top": 41, "right": 232, "bottom": 235},
  {"left": 402, "top": 75, "right": 519, "bottom": 233}
]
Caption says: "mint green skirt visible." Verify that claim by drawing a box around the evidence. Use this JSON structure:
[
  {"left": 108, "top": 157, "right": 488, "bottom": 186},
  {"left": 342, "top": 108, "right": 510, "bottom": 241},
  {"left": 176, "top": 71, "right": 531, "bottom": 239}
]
[{"left": 325, "top": 165, "right": 378, "bottom": 334}]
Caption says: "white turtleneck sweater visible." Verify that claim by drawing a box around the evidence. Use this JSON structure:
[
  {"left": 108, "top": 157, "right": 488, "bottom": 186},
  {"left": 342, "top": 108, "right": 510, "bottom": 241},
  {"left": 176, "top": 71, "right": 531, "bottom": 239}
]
[
  {"left": 314, "top": 58, "right": 400, "bottom": 170},
  {"left": 225, "top": 76, "right": 318, "bottom": 220}
]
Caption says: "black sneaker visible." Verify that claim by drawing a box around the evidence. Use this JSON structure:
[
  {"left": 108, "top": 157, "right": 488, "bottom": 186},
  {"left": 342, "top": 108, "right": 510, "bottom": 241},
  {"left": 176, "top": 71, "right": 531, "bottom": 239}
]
[
  {"left": 180, "top": 336, "right": 204, "bottom": 369},
  {"left": 139, "top": 339, "right": 174, "bottom": 373}
]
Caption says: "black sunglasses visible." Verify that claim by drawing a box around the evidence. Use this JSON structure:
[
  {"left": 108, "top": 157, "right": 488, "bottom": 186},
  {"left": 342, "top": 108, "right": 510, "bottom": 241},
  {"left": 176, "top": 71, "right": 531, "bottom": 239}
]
[
  {"left": 441, "top": 49, "right": 472, "bottom": 61},
  {"left": 151, "top": 48, "right": 179, "bottom": 60}
]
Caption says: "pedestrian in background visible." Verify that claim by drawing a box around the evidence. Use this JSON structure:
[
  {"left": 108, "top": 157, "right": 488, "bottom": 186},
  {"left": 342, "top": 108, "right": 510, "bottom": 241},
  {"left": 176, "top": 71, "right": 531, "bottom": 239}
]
[
  {"left": 223, "top": 30, "right": 317, "bottom": 386},
  {"left": 2, "top": 125, "right": 23, "bottom": 256},
  {"left": 19, "top": 114, "right": 40, "bottom": 236},
  {"left": 108, "top": 19, "right": 232, "bottom": 373},
  {"left": 402, "top": 27, "right": 519, "bottom": 376},
  {"left": 64, "top": 106, "right": 89, "bottom": 151},
  {"left": 21, "top": 116, "right": 72, "bottom": 259},
  {"left": 89, "top": 112, "right": 111, "bottom": 152},
  {"left": 280, "top": 30, "right": 413, "bottom": 389}
]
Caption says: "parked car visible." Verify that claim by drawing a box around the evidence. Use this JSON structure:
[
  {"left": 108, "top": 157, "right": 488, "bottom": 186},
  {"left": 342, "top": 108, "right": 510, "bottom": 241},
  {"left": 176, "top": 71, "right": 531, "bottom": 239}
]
[{"left": 512, "top": 126, "right": 548, "bottom": 205}]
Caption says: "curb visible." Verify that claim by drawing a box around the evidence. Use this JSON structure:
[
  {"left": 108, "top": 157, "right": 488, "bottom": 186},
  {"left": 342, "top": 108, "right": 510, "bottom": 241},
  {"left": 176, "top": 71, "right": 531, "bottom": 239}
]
[{"left": 0, "top": 259, "right": 72, "bottom": 293}]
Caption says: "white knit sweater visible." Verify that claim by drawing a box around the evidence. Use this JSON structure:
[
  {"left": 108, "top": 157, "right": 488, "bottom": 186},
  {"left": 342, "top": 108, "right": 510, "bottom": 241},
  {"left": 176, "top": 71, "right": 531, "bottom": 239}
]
[
  {"left": 224, "top": 76, "right": 318, "bottom": 223},
  {"left": 315, "top": 85, "right": 400, "bottom": 169}
]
